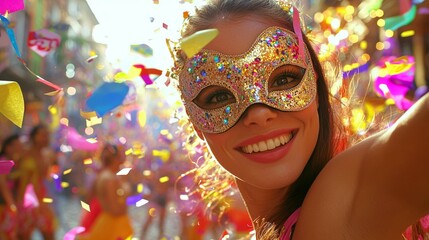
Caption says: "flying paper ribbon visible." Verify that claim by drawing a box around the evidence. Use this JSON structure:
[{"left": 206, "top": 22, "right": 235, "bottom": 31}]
[
  {"left": 0, "top": 0, "right": 24, "bottom": 15},
  {"left": 132, "top": 64, "right": 162, "bottom": 85},
  {"left": 0, "top": 81, "right": 24, "bottom": 127},
  {"left": 62, "top": 125, "right": 99, "bottom": 151},
  {"left": 85, "top": 82, "right": 130, "bottom": 117},
  {"left": 384, "top": 5, "right": 417, "bottom": 31},
  {"left": 179, "top": 28, "right": 219, "bottom": 58}
]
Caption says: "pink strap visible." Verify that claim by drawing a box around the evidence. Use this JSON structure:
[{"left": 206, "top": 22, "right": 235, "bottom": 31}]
[{"left": 280, "top": 207, "right": 301, "bottom": 240}]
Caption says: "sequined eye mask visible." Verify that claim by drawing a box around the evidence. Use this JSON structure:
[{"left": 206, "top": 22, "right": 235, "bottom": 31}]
[{"left": 178, "top": 26, "right": 317, "bottom": 133}]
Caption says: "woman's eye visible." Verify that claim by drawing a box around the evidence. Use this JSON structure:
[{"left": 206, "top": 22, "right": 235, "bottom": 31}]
[
  {"left": 193, "top": 86, "right": 236, "bottom": 110},
  {"left": 269, "top": 65, "right": 306, "bottom": 91}
]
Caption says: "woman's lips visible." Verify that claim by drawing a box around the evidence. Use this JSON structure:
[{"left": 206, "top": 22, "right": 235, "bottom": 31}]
[{"left": 236, "top": 129, "right": 297, "bottom": 163}]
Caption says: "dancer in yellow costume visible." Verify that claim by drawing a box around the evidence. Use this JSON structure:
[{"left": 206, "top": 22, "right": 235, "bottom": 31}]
[{"left": 77, "top": 143, "right": 133, "bottom": 240}]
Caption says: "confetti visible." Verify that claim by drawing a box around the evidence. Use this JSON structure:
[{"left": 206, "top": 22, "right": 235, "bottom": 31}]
[
  {"left": 61, "top": 182, "right": 70, "bottom": 188},
  {"left": 63, "top": 168, "right": 72, "bottom": 175},
  {"left": 23, "top": 184, "right": 39, "bottom": 208},
  {"left": 42, "top": 198, "right": 53, "bottom": 203},
  {"left": 136, "top": 199, "right": 149, "bottom": 207},
  {"left": 116, "top": 167, "right": 133, "bottom": 176},
  {"left": 64, "top": 226, "right": 85, "bottom": 240},
  {"left": 86, "top": 55, "right": 98, "bottom": 63},
  {"left": 83, "top": 158, "right": 93, "bottom": 165},
  {"left": 137, "top": 183, "right": 144, "bottom": 193},
  {"left": 0, "top": 0, "right": 24, "bottom": 15},
  {"left": 159, "top": 176, "right": 169, "bottom": 183},
  {"left": 81, "top": 201, "right": 91, "bottom": 212},
  {"left": 85, "top": 82, "right": 130, "bottom": 117},
  {"left": 0, "top": 81, "right": 24, "bottom": 127},
  {"left": 0, "top": 160, "right": 14, "bottom": 174},
  {"left": 179, "top": 28, "right": 219, "bottom": 58}
]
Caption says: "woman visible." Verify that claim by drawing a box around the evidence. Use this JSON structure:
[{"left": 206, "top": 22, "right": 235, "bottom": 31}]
[
  {"left": 77, "top": 143, "right": 133, "bottom": 240},
  {"left": 0, "top": 134, "right": 23, "bottom": 240},
  {"left": 17, "top": 125, "right": 57, "bottom": 240},
  {"left": 171, "top": 0, "right": 429, "bottom": 239}
]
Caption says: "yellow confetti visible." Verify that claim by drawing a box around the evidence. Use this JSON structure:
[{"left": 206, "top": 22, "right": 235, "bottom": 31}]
[
  {"left": 86, "top": 116, "right": 102, "bottom": 127},
  {"left": 61, "top": 182, "right": 70, "bottom": 188},
  {"left": 43, "top": 198, "right": 53, "bottom": 203},
  {"left": 80, "top": 109, "right": 97, "bottom": 119},
  {"left": 81, "top": 201, "right": 91, "bottom": 212},
  {"left": 137, "top": 183, "right": 144, "bottom": 193},
  {"left": 84, "top": 158, "right": 93, "bottom": 165},
  {"left": 63, "top": 168, "right": 72, "bottom": 175},
  {"left": 125, "top": 148, "right": 133, "bottom": 156},
  {"left": 0, "top": 81, "right": 24, "bottom": 127},
  {"left": 159, "top": 176, "right": 169, "bottom": 183},
  {"left": 180, "top": 28, "right": 219, "bottom": 58},
  {"left": 152, "top": 149, "right": 170, "bottom": 162},
  {"left": 400, "top": 30, "right": 415, "bottom": 38},
  {"left": 138, "top": 110, "right": 146, "bottom": 127}
]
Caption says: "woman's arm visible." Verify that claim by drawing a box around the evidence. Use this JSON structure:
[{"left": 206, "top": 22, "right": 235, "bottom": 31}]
[{"left": 352, "top": 93, "right": 429, "bottom": 234}]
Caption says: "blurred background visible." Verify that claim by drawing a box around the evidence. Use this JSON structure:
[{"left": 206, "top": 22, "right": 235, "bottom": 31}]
[{"left": 0, "top": 0, "right": 428, "bottom": 239}]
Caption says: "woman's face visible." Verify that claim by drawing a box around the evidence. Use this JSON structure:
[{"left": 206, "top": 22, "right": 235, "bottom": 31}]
[
  {"left": 33, "top": 127, "right": 50, "bottom": 148},
  {"left": 6, "top": 138, "right": 23, "bottom": 161},
  {"left": 189, "top": 15, "right": 320, "bottom": 189}
]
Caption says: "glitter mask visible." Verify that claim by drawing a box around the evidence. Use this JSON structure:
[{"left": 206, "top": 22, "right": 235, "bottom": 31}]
[{"left": 178, "top": 26, "right": 317, "bottom": 133}]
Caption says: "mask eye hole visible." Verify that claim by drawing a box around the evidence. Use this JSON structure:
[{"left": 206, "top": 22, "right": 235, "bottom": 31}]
[
  {"left": 193, "top": 85, "right": 236, "bottom": 110},
  {"left": 268, "top": 64, "right": 306, "bottom": 92}
]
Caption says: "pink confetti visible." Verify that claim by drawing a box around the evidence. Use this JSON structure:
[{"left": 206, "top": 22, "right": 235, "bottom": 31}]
[
  {"left": 0, "top": 160, "right": 14, "bottom": 174},
  {"left": 0, "top": 0, "right": 24, "bottom": 15},
  {"left": 63, "top": 226, "right": 85, "bottom": 240},
  {"left": 23, "top": 184, "right": 39, "bottom": 209}
]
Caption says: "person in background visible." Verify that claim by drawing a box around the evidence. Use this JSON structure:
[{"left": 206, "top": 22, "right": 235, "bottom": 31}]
[
  {"left": 17, "top": 125, "right": 57, "bottom": 240},
  {"left": 77, "top": 143, "right": 133, "bottom": 240},
  {"left": 0, "top": 134, "right": 23, "bottom": 240}
]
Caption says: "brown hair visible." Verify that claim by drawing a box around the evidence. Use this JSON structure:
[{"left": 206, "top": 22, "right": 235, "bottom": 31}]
[{"left": 177, "top": 0, "right": 348, "bottom": 236}]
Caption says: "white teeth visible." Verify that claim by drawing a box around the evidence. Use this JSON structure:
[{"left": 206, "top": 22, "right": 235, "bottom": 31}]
[
  {"left": 241, "top": 133, "right": 293, "bottom": 154},
  {"left": 267, "top": 139, "right": 275, "bottom": 150}
]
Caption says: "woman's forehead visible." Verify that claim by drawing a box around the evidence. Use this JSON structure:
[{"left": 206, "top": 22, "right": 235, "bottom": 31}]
[{"left": 205, "top": 14, "right": 289, "bottom": 55}]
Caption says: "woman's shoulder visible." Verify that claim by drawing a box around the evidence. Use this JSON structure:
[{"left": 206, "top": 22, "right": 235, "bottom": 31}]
[{"left": 293, "top": 131, "right": 387, "bottom": 238}]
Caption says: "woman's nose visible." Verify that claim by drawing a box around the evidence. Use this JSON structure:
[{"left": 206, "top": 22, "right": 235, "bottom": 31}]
[{"left": 241, "top": 104, "right": 278, "bottom": 128}]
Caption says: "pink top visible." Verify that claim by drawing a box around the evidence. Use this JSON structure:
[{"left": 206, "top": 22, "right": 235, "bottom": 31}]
[{"left": 280, "top": 207, "right": 301, "bottom": 240}]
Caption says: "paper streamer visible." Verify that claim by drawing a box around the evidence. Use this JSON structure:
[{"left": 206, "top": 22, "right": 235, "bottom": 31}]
[
  {"left": 85, "top": 82, "right": 130, "bottom": 117},
  {"left": 384, "top": 5, "right": 417, "bottom": 31},
  {"left": 0, "top": 0, "right": 24, "bottom": 15},
  {"left": 343, "top": 63, "right": 370, "bottom": 79},
  {"left": 0, "top": 81, "right": 24, "bottom": 127},
  {"left": 179, "top": 28, "right": 219, "bottom": 58},
  {"left": 63, "top": 126, "right": 99, "bottom": 151},
  {"left": 0, "top": 160, "right": 14, "bottom": 174},
  {"left": 0, "top": 15, "right": 22, "bottom": 57},
  {"left": 0, "top": 15, "right": 63, "bottom": 93},
  {"left": 132, "top": 64, "right": 162, "bottom": 85}
]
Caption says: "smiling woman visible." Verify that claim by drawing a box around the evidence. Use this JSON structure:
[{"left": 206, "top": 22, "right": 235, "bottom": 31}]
[{"left": 171, "top": 0, "right": 429, "bottom": 239}]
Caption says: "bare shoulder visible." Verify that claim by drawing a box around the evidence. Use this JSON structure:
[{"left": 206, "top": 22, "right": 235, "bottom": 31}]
[{"left": 293, "top": 133, "right": 386, "bottom": 239}]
